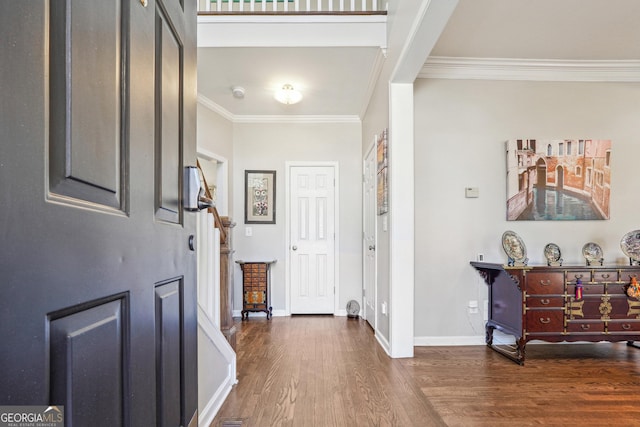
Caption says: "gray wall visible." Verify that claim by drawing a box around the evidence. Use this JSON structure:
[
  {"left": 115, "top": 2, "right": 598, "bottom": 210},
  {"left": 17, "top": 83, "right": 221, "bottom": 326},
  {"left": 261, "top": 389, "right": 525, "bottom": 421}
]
[
  {"left": 197, "top": 103, "right": 234, "bottom": 217},
  {"left": 413, "top": 78, "right": 640, "bottom": 341},
  {"left": 231, "top": 121, "right": 363, "bottom": 315}
]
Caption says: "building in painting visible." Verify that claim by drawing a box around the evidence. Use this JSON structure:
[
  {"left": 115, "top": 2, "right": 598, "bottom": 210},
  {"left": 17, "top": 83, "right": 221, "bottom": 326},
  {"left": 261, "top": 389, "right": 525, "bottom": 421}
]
[{"left": 507, "top": 139, "right": 611, "bottom": 220}]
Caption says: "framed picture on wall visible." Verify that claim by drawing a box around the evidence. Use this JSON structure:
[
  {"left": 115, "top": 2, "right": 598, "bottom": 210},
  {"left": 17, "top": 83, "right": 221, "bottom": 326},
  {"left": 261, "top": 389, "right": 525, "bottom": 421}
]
[
  {"left": 506, "top": 139, "right": 611, "bottom": 221},
  {"left": 245, "top": 170, "right": 276, "bottom": 224},
  {"left": 377, "top": 129, "right": 389, "bottom": 215},
  {"left": 377, "top": 163, "right": 388, "bottom": 215}
]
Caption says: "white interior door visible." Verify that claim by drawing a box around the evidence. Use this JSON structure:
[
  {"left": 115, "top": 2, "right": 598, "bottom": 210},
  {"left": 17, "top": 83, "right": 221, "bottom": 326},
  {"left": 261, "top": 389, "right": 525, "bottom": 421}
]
[
  {"left": 363, "top": 147, "right": 377, "bottom": 328},
  {"left": 289, "top": 165, "right": 336, "bottom": 314}
]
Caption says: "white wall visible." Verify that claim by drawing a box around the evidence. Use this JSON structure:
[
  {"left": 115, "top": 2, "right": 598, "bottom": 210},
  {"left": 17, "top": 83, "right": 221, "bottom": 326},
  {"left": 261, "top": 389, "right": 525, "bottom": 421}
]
[
  {"left": 414, "top": 78, "right": 640, "bottom": 341},
  {"left": 232, "top": 121, "right": 362, "bottom": 315}
]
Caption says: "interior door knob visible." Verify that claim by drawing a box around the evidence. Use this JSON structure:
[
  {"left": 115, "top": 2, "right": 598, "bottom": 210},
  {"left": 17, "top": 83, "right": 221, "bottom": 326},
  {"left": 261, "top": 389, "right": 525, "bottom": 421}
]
[
  {"left": 369, "top": 245, "right": 375, "bottom": 250},
  {"left": 292, "top": 245, "right": 297, "bottom": 251}
]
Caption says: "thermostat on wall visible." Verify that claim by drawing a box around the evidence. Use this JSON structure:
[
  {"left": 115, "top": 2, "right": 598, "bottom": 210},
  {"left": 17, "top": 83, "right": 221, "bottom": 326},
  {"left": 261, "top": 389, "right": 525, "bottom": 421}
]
[{"left": 465, "top": 187, "right": 479, "bottom": 198}]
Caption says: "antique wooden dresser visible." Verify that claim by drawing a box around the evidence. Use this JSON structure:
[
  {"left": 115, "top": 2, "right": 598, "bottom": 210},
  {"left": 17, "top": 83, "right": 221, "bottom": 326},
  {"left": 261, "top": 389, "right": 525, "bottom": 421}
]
[
  {"left": 236, "top": 260, "right": 276, "bottom": 320},
  {"left": 471, "top": 261, "right": 640, "bottom": 364}
]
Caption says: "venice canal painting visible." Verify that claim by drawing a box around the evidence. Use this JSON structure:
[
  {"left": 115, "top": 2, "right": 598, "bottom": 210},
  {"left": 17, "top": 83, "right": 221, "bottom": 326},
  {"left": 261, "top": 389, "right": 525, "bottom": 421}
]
[{"left": 506, "top": 139, "right": 611, "bottom": 221}]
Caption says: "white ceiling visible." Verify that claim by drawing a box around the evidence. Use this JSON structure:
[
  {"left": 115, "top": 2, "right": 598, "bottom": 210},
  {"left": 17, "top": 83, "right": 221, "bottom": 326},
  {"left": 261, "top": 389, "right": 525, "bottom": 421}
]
[
  {"left": 196, "top": 0, "right": 640, "bottom": 119},
  {"left": 431, "top": 0, "right": 640, "bottom": 60},
  {"left": 197, "top": 46, "right": 382, "bottom": 118}
]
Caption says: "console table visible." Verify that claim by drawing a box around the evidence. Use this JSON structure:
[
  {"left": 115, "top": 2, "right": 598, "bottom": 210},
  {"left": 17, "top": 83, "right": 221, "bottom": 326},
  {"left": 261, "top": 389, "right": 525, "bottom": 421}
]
[
  {"left": 236, "top": 260, "right": 276, "bottom": 320},
  {"left": 471, "top": 261, "right": 640, "bottom": 364}
]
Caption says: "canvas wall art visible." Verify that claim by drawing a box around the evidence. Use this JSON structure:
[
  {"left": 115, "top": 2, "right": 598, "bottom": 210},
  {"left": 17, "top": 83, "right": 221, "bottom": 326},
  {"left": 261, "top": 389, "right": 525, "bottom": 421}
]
[
  {"left": 377, "top": 129, "right": 388, "bottom": 215},
  {"left": 506, "top": 139, "right": 611, "bottom": 221}
]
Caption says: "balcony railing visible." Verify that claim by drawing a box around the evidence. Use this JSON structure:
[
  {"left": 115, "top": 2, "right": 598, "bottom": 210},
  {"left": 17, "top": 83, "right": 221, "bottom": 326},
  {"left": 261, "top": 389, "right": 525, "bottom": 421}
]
[{"left": 198, "top": 0, "right": 385, "bottom": 14}]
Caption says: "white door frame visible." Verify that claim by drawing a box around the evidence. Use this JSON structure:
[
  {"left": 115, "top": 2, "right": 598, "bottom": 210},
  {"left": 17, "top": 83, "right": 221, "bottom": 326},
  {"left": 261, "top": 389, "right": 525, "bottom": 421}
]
[
  {"left": 285, "top": 161, "right": 340, "bottom": 315},
  {"left": 363, "top": 141, "right": 377, "bottom": 328},
  {"left": 197, "top": 147, "right": 229, "bottom": 216}
]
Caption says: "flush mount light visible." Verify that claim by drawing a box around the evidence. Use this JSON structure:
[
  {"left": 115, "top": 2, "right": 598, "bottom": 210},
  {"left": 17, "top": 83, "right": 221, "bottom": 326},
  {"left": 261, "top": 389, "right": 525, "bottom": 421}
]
[
  {"left": 274, "top": 84, "right": 302, "bottom": 105},
  {"left": 231, "top": 86, "right": 245, "bottom": 99}
]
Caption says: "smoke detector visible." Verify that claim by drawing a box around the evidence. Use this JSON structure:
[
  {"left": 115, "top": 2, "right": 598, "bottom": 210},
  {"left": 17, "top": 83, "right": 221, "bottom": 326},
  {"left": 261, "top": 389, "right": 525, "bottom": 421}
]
[{"left": 231, "top": 86, "right": 245, "bottom": 99}]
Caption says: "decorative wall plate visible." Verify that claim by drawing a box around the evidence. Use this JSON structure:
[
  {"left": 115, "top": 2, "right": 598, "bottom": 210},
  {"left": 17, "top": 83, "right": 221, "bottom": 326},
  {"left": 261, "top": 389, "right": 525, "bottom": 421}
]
[
  {"left": 582, "top": 242, "right": 603, "bottom": 265},
  {"left": 502, "top": 231, "right": 527, "bottom": 265},
  {"left": 543, "top": 243, "right": 562, "bottom": 265},
  {"left": 620, "top": 230, "right": 640, "bottom": 262}
]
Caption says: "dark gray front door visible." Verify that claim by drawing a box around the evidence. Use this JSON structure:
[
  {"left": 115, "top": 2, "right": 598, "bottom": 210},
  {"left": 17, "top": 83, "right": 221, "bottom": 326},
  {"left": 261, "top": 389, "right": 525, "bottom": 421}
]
[{"left": 0, "top": 1, "right": 198, "bottom": 426}]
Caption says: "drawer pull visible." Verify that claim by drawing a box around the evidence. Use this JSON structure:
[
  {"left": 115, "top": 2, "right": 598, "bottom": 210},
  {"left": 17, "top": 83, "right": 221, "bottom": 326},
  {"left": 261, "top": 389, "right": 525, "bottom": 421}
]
[
  {"left": 574, "top": 274, "right": 584, "bottom": 280},
  {"left": 601, "top": 273, "right": 610, "bottom": 279},
  {"left": 580, "top": 324, "right": 590, "bottom": 330},
  {"left": 622, "top": 324, "right": 632, "bottom": 330},
  {"left": 539, "top": 280, "right": 551, "bottom": 286},
  {"left": 540, "top": 299, "right": 550, "bottom": 305},
  {"left": 540, "top": 317, "right": 551, "bottom": 324}
]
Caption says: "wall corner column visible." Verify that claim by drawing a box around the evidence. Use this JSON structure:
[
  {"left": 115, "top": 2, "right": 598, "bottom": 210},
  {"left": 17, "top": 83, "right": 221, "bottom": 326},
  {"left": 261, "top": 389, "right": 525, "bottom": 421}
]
[{"left": 388, "top": 82, "right": 414, "bottom": 358}]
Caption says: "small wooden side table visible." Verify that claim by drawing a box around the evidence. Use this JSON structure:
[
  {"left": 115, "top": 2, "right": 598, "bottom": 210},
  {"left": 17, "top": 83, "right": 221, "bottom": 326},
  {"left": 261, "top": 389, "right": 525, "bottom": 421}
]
[{"left": 236, "top": 260, "right": 276, "bottom": 320}]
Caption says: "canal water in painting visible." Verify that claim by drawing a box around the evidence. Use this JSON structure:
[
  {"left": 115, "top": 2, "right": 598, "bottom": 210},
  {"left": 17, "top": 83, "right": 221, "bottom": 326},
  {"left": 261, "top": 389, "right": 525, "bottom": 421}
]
[{"left": 518, "top": 187, "right": 604, "bottom": 220}]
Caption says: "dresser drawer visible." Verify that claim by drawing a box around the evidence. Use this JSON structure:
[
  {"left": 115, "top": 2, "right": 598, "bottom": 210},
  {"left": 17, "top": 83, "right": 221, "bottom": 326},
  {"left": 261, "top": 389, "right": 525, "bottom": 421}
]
[
  {"left": 608, "top": 321, "right": 640, "bottom": 332},
  {"left": 593, "top": 270, "right": 618, "bottom": 283},
  {"left": 567, "top": 284, "right": 604, "bottom": 295},
  {"left": 566, "top": 321, "right": 605, "bottom": 333},
  {"left": 619, "top": 270, "right": 640, "bottom": 283},
  {"left": 566, "top": 270, "right": 590, "bottom": 284},
  {"left": 526, "top": 272, "right": 564, "bottom": 294},
  {"left": 526, "top": 296, "right": 564, "bottom": 308},
  {"left": 608, "top": 283, "right": 629, "bottom": 296},
  {"left": 526, "top": 310, "right": 564, "bottom": 332}
]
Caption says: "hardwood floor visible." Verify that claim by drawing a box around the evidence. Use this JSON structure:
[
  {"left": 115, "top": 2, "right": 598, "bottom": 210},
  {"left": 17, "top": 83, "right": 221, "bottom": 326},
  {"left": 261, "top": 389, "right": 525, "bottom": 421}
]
[{"left": 211, "top": 316, "right": 640, "bottom": 426}]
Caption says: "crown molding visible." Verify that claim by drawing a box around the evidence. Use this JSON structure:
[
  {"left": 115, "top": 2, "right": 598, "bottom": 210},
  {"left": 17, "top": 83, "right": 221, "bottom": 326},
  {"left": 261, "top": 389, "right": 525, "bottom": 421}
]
[
  {"left": 359, "top": 47, "right": 386, "bottom": 119},
  {"left": 419, "top": 56, "right": 640, "bottom": 82},
  {"left": 197, "top": 94, "right": 360, "bottom": 124},
  {"left": 233, "top": 114, "right": 361, "bottom": 124},
  {"left": 197, "top": 94, "right": 235, "bottom": 121}
]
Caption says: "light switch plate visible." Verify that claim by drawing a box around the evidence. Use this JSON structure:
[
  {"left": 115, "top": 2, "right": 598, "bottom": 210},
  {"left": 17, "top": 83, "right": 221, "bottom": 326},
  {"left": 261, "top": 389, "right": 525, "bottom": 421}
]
[{"left": 465, "top": 187, "right": 479, "bottom": 198}]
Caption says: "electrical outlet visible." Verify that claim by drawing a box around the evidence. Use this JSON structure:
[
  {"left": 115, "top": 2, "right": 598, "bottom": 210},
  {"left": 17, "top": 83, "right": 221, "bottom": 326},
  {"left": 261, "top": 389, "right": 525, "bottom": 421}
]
[
  {"left": 245, "top": 227, "right": 252, "bottom": 237},
  {"left": 477, "top": 253, "right": 484, "bottom": 262}
]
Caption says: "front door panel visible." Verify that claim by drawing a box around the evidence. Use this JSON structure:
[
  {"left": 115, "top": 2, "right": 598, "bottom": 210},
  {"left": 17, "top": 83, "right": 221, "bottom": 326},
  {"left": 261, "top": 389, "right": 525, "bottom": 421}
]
[{"left": 0, "top": 1, "right": 197, "bottom": 425}]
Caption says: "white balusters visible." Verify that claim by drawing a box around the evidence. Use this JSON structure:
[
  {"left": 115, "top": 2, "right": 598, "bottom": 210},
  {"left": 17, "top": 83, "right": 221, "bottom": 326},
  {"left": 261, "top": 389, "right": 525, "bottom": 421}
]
[{"left": 199, "top": 0, "right": 382, "bottom": 13}]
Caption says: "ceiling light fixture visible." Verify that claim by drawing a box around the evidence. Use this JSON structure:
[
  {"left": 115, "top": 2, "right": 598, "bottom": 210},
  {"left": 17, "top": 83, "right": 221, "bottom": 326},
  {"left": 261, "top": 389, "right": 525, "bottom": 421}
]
[
  {"left": 274, "top": 84, "right": 302, "bottom": 105},
  {"left": 231, "top": 86, "right": 245, "bottom": 99}
]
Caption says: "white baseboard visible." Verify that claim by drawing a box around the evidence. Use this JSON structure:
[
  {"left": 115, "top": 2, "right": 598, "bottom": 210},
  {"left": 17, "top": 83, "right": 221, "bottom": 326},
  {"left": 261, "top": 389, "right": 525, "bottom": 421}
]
[
  {"left": 197, "top": 306, "right": 237, "bottom": 427},
  {"left": 232, "top": 309, "right": 288, "bottom": 318},
  {"left": 376, "top": 330, "right": 391, "bottom": 355},
  {"left": 414, "top": 335, "right": 486, "bottom": 346},
  {"left": 198, "top": 375, "right": 235, "bottom": 427},
  {"left": 233, "top": 309, "right": 350, "bottom": 317}
]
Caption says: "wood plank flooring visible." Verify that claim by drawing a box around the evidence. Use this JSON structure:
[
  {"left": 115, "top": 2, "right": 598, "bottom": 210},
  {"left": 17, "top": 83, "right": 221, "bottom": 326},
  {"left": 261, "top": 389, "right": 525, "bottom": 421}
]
[{"left": 211, "top": 316, "right": 640, "bottom": 426}]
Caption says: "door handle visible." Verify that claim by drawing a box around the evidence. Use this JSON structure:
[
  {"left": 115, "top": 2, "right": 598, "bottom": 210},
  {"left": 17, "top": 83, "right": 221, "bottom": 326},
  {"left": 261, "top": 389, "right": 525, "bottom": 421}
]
[
  {"left": 292, "top": 245, "right": 297, "bottom": 251},
  {"left": 197, "top": 187, "right": 215, "bottom": 210},
  {"left": 369, "top": 245, "right": 375, "bottom": 251},
  {"left": 184, "top": 166, "right": 215, "bottom": 211}
]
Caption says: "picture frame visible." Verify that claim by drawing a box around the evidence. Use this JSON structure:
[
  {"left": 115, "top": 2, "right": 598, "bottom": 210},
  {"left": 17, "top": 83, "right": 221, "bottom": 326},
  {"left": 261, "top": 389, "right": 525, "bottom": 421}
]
[
  {"left": 506, "top": 139, "right": 611, "bottom": 221},
  {"left": 244, "top": 170, "right": 276, "bottom": 224},
  {"left": 376, "top": 129, "right": 389, "bottom": 215}
]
